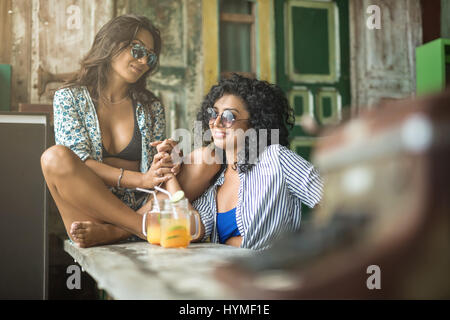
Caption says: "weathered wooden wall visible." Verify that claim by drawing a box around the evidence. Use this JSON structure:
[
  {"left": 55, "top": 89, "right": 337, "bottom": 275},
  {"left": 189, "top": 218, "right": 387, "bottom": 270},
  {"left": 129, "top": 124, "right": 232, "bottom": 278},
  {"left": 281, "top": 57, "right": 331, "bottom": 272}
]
[
  {"left": 0, "top": 0, "right": 203, "bottom": 136},
  {"left": 33, "top": 0, "right": 114, "bottom": 102},
  {"left": 0, "top": 0, "right": 13, "bottom": 65},
  {"left": 349, "top": 0, "right": 423, "bottom": 109},
  {"left": 1, "top": 0, "right": 114, "bottom": 110},
  {"left": 1, "top": 1, "right": 432, "bottom": 120},
  {"left": 116, "top": 0, "right": 204, "bottom": 135}
]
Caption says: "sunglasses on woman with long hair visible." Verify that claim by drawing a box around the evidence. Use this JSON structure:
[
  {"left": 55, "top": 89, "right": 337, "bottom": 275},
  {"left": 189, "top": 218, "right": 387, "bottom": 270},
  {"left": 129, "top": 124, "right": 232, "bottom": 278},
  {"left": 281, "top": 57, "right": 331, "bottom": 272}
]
[{"left": 130, "top": 42, "right": 158, "bottom": 69}]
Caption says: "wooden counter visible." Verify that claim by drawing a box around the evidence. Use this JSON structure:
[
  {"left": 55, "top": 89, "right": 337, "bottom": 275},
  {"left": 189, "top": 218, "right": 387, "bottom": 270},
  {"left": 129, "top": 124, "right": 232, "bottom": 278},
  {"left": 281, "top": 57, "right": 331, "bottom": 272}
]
[{"left": 64, "top": 240, "right": 254, "bottom": 300}]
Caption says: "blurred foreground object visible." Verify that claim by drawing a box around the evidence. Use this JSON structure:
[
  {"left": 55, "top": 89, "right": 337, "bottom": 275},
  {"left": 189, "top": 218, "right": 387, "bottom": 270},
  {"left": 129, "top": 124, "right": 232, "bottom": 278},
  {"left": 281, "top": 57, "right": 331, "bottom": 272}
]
[{"left": 214, "top": 89, "right": 450, "bottom": 299}]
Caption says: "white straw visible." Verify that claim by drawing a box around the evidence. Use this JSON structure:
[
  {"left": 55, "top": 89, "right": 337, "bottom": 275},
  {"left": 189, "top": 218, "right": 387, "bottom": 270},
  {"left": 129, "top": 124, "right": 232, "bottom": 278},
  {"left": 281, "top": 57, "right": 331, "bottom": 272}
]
[
  {"left": 136, "top": 187, "right": 152, "bottom": 194},
  {"left": 154, "top": 186, "right": 180, "bottom": 219},
  {"left": 136, "top": 187, "right": 160, "bottom": 211},
  {"left": 154, "top": 185, "right": 172, "bottom": 200},
  {"left": 137, "top": 187, "right": 178, "bottom": 218}
]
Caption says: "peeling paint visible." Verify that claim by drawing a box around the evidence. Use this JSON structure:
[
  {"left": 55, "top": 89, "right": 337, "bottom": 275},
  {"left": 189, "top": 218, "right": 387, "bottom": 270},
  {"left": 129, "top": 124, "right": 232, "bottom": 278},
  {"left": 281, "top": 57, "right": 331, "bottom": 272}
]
[{"left": 127, "top": 0, "right": 203, "bottom": 134}]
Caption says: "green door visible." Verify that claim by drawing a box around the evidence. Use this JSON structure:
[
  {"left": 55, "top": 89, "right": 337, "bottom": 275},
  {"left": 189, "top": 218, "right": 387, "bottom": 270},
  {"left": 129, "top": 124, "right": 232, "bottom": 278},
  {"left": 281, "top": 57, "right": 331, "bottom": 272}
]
[
  {"left": 275, "top": 0, "right": 351, "bottom": 160},
  {"left": 275, "top": 0, "right": 351, "bottom": 219}
]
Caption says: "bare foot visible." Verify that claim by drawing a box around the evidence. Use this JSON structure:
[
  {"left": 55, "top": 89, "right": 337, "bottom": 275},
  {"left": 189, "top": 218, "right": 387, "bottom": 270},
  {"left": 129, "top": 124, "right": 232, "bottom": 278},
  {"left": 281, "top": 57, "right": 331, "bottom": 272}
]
[{"left": 70, "top": 221, "right": 131, "bottom": 248}]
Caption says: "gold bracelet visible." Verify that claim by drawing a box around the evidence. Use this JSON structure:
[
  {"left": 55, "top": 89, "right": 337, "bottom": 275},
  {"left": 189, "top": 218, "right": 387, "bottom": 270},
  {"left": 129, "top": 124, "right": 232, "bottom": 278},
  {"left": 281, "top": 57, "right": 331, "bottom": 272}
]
[{"left": 117, "top": 168, "right": 124, "bottom": 188}]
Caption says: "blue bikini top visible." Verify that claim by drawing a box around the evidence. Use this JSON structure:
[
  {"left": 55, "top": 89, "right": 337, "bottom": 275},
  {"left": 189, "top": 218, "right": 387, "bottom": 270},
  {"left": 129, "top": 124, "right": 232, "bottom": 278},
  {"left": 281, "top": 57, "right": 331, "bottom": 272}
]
[{"left": 216, "top": 207, "right": 241, "bottom": 244}]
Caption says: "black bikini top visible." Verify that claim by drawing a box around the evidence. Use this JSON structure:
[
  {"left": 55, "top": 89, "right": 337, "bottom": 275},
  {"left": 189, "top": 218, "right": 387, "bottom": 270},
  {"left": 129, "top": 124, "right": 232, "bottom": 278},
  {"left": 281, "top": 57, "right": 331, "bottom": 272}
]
[{"left": 102, "top": 100, "right": 142, "bottom": 161}]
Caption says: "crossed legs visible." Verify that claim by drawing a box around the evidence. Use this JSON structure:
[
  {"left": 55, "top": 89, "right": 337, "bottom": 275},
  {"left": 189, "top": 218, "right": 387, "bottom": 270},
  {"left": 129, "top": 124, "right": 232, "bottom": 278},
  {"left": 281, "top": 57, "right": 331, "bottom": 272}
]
[{"left": 41, "top": 145, "right": 148, "bottom": 247}]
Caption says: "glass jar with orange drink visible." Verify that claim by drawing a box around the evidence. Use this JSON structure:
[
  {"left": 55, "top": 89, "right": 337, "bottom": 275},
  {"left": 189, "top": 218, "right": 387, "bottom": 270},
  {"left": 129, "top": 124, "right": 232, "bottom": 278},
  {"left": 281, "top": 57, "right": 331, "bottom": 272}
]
[
  {"left": 160, "top": 198, "right": 200, "bottom": 248},
  {"left": 146, "top": 199, "right": 164, "bottom": 245}
]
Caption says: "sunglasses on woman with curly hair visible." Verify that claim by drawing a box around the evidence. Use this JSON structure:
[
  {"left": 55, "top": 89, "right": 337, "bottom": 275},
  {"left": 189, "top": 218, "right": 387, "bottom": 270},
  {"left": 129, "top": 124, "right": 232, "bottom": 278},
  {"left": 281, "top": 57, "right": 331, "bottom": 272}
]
[
  {"left": 130, "top": 42, "right": 158, "bottom": 69},
  {"left": 207, "top": 107, "right": 249, "bottom": 128}
]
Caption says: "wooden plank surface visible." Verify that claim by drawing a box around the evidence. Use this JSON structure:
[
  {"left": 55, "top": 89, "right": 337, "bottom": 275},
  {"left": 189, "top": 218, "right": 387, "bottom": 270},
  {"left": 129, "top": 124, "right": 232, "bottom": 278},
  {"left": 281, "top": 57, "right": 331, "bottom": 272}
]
[
  {"left": 32, "top": 0, "right": 114, "bottom": 103},
  {"left": 0, "top": 0, "right": 12, "bottom": 64},
  {"left": 4, "top": 0, "right": 114, "bottom": 108},
  {"left": 349, "top": 0, "right": 422, "bottom": 109},
  {"left": 220, "top": 13, "right": 254, "bottom": 24},
  {"left": 64, "top": 240, "right": 254, "bottom": 300},
  {"left": 9, "top": 0, "right": 32, "bottom": 111}
]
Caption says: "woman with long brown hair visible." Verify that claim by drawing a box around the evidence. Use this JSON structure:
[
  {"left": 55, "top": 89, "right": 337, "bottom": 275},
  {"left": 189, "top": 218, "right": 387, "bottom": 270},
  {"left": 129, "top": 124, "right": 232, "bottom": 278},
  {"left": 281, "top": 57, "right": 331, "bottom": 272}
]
[{"left": 41, "top": 14, "right": 181, "bottom": 247}]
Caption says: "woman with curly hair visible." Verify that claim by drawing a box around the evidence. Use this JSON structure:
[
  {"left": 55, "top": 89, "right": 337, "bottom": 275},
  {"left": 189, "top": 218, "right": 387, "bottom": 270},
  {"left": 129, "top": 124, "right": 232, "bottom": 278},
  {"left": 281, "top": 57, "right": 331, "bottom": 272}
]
[
  {"left": 164, "top": 74, "right": 324, "bottom": 250},
  {"left": 40, "top": 14, "right": 181, "bottom": 247}
]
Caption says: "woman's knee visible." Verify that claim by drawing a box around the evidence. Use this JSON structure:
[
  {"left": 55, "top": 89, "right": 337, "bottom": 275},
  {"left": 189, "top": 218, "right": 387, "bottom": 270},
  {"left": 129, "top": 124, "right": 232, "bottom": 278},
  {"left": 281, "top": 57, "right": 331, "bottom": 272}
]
[{"left": 41, "top": 145, "right": 79, "bottom": 177}]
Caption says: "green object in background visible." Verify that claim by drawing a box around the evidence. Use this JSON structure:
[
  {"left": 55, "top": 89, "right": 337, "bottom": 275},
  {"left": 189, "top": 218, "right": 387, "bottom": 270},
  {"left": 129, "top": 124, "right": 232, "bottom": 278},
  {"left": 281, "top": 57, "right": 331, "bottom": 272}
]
[
  {"left": 0, "top": 64, "right": 12, "bottom": 111},
  {"left": 416, "top": 38, "right": 450, "bottom": 96},
  {"left": 291, "top": 6, "right": 330, "bottom": 76},
  {"left": 275, "top": 0, "right": 351, "bottom": 222}
]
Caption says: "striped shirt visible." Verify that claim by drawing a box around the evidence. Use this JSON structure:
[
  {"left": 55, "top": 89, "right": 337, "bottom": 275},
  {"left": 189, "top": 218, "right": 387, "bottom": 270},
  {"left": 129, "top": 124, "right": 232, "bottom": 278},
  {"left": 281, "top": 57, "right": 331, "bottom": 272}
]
[{"left": 192, "top": 144, "right": 324, "bottom": 250}]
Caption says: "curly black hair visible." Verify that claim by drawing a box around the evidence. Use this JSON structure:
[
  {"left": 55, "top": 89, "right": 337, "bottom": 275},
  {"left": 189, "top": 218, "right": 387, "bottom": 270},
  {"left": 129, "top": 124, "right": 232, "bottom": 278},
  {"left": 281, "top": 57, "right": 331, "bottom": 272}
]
[{"left": 197, "top": 73, "right": 295, "bottom": 173}]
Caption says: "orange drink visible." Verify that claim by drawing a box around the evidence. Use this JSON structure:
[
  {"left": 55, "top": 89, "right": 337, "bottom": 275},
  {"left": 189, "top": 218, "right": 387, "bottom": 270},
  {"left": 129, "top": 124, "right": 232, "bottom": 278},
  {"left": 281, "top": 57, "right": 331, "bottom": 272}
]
[
  {"left": 159, "top": 198, "right": 200, "bottom": 249},
  {"left": 147, "top": 212, "right": 161, "bottom": 245},
  {"left": 160, "top": 218, "right": 191, "bottom": 248},
  {"left": 143, "top": 199, "right": 164, "bottom": 245}
]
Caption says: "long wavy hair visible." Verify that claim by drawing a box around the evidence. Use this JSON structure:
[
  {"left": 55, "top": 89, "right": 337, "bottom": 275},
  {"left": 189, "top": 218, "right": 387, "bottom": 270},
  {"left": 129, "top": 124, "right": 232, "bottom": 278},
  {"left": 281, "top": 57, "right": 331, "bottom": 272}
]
[
  {"left": 62, "top": 14, "right": 161, "bottom": 105},
  {"left": 197, "top": 73, "right": 295, "bottom": 174}
]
